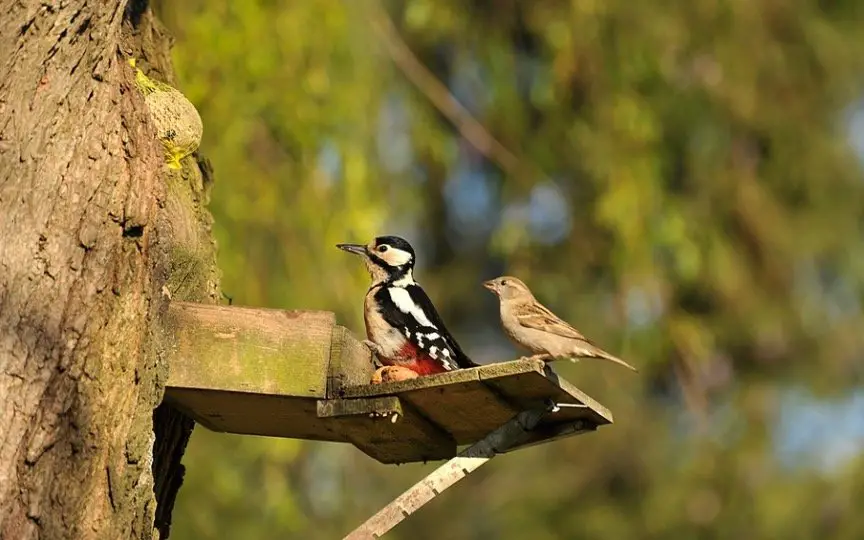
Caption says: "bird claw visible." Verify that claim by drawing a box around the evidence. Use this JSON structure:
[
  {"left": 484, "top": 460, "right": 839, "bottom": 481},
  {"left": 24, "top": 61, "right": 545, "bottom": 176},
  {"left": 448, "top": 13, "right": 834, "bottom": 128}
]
[
  {"left": 521, "top": 354, "right": 552, "bottom": 363},
  {"left": 368, "top": 410, "right": 401, "bottom": 424},
  {"left": 370, "top": 365, "right": 419, "bottom": 384}
]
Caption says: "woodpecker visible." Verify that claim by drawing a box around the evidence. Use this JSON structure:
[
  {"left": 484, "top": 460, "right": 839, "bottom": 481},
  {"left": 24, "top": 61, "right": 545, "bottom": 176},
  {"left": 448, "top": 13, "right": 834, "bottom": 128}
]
[
  {"left": 483, "top": 276, "right": 638, "bottom": 372},
  {"left": 337, "top": 236, "right": 477, "bottom": 377}
]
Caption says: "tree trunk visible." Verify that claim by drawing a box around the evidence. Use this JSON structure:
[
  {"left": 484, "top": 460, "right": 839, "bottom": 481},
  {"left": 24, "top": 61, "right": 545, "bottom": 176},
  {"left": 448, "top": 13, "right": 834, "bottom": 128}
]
[{"left": 0, "top": 1, "right": 219, "bottom": 539}]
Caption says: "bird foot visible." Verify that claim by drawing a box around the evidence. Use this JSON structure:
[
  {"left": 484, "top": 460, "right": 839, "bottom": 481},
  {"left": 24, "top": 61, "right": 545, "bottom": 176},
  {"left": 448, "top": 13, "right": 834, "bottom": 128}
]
[
  {"left": 370, "top": 365, "right": 419, "bottom": 385},
  {"left": 165, "top": 155, "right": 183, "bottom": 170},
  {"left": 520, "top": 354, "right": 552, "bottom": 363}
]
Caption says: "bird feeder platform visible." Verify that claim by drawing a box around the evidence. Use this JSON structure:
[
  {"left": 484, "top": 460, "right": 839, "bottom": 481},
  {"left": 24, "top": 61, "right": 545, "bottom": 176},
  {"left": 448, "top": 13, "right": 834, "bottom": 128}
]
[{"left": 164, "top": 302, "right": 613, "bottom": 464}]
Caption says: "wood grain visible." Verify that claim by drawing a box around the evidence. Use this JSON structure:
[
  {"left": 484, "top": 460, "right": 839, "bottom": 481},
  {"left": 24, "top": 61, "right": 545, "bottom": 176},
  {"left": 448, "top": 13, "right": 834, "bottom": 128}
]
[
  {"left": 318, "top": 397, "right": 455, "bottom": 463},
  {"left": 166, "top": 302, "right": 335, "bottom": 398},
  {"left": 327, "top": 325, "right": 376, "bottom": 397}
]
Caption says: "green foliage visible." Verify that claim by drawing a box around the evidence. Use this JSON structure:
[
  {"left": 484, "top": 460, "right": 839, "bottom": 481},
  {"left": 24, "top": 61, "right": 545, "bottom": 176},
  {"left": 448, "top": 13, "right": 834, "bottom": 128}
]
[{"left": 155, "top": 0, "right": 864, "bottom": 538}]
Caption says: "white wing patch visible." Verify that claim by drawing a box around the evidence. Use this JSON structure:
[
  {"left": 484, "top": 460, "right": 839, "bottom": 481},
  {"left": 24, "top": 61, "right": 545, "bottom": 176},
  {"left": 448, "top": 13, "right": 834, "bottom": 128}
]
[
  {"left": 383, "top": 285, "right": 459, "bottom": 371},
  {"left": 388, "top": 287, "right": 435, "bottom": 327},
  {"left": 439, "top": 350, "right": 453, "bottom": 369}
]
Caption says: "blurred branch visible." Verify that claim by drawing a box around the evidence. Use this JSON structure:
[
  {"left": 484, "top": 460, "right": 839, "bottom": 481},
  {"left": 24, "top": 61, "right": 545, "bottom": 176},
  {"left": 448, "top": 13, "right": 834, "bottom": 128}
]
[
  {"left": 366, "top": 1, "right": 533, "bottom": 178},
  {"left": 672, "top": 360, "right": 708, "bottom": 433}
]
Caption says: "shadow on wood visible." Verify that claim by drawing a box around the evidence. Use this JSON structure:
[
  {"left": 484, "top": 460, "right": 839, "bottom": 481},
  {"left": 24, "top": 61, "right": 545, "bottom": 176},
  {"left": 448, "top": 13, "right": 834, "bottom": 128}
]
[{"left": 164, "top": 302, "right": 614, "bottom": 464}]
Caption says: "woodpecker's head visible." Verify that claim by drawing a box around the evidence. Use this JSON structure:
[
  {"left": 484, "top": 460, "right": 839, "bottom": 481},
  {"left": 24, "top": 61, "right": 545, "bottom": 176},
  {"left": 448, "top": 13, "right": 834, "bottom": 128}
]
[
  {"left": 337, "top": 235, "right": 416, "bottom": 286},
  {"left": 483, "top": 276, "right": 534, "bottom": 301}
]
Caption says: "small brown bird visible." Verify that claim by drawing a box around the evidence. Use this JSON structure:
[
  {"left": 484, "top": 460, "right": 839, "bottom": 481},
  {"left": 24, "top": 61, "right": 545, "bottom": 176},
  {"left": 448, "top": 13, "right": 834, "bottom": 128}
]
[{"left": 483, "top": 276, "right": 638, "bottom": 372}]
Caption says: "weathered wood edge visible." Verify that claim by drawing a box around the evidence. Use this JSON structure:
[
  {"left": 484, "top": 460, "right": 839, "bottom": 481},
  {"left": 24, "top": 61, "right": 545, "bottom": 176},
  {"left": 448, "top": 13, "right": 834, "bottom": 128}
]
[
  {"left": 327, "top": 325, "right": 376, "bottom": 398},
  {"left": 161, "top": 388, "right": 228, "bottom": 435},
  {"left": 338, "top": 359, "right": 548, "bottom": 398},
  {"left": 541, "top": 366, "right": 615, "bottom": 424},
  {"left": 317, "top": 396, "right": 403, "bottom": 419},
  {"left": 168, "top": 301, "right": 338, "bottom": 331},
  {"left": 338, "top": 358, "right": 613, "bottom": 424},
  {"left": 318, "top": 396, "right": 457, "bottom": 464}
]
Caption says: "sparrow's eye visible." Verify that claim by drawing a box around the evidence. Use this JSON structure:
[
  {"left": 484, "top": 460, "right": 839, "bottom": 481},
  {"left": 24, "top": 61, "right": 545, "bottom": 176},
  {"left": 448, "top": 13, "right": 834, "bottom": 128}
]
[
  {"left": 378, "top": 245, "right": 389, "bottom": 253},
  {"left": 502, "top": 279, "right": 509, "bottom": 286}
]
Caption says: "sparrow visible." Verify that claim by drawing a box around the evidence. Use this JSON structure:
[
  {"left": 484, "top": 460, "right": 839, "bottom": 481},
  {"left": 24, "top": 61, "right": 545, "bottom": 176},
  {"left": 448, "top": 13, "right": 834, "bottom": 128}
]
[
  {"left": 128, "top": 58, "right": 202, "bottom": 170},
  {"left": 483, "top": 276, "right": 638, "bottom": 372},
  {"left": 338, "top": 236, "right": 477, "bottom": 379}
]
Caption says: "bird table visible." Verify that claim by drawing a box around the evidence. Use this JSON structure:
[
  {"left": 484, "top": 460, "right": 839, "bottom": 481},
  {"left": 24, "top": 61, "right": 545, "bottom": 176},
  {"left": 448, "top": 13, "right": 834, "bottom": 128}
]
[{"left": 164, "top": 302, "right": 615, "bottom": 538}]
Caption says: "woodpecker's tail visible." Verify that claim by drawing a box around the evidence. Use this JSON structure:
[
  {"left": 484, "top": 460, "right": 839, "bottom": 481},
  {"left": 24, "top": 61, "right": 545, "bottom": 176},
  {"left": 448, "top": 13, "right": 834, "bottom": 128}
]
[
  {"left": 455, "top": 348, "right": 480, "bottom": 369},
  {"left": 573, "top": 345, "right": 638, "bottom": 372}
]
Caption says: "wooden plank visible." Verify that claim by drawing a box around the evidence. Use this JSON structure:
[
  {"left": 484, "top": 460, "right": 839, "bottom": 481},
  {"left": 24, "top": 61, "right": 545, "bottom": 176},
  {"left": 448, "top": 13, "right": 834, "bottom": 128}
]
[
  {"left": 164, "top": 388, "right": 346, "bottom": 442},
  {"left": 342, "top": 367, "right": 525, "bottom": 443},
  {"left": 401, "top": 375, "right": 516, "bottom": 444},
  {"left": 481, "top": 362, "right": 614, "bottom": 427},
  {"left": 339, "top": 359, "right": 544, "bottom": 399},
  {"left": 339, "top": 359, "right": 613, "bottom": 445},
  {"left": 318, "top": 396, "right": 403, "bottom": 419},
  {"left": 327, "top": 325, "right": 376, "bottom": 398},
  {"left": 341, "top": 368, "right": 516, "bottom": 443},
  {"left": 479, "top": 362, "right": 613, "bottom": 450},
  {"left": 166, "top": 302, "right": 333, "bottom": 398},
  {"left": 318, "top": 397, "right": 455, "bottom": 464},
  {"left": 548, "top": 374, "right": 614, "bottom": 424}
]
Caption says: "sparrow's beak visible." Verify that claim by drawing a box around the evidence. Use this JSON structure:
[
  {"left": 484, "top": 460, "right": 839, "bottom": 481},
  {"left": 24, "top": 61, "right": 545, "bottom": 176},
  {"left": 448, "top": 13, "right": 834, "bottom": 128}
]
[
  {"left": 337, "top": 243, "right": 367, "bottom": 256},
  {"left": 482, "top": 280, "right": 497, "bottom": 293}
]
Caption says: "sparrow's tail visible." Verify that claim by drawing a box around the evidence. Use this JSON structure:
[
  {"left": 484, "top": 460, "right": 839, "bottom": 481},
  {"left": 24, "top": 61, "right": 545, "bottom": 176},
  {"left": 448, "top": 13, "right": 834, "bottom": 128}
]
[{"left": 573, "top": 345, "right": 639, "bottom": 372}]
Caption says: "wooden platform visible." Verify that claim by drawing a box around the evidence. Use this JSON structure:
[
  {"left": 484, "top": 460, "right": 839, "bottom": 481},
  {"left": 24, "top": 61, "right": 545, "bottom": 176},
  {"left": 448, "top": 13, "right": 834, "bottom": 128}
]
[{"left": 163, "top": 302, "right": 614, "bottom": 464}]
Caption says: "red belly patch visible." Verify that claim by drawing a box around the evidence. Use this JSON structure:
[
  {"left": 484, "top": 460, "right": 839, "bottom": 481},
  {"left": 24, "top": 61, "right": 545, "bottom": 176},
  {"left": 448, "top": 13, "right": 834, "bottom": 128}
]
[{"left": 380, "top": 342, "right": 448, "bottom": 375}]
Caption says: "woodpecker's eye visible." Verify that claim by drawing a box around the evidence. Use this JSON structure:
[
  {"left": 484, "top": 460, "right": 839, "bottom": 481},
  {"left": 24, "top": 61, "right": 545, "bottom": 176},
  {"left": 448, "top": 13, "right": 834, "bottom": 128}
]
[{"left": 378, "top": 245, "right": 389, "bottom": 253}]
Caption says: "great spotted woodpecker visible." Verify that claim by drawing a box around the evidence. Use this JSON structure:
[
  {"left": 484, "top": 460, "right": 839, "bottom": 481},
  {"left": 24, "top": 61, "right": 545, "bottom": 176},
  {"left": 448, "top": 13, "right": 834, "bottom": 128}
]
[{"left": 337, "top": 236, "right": 477, "bottom": 376}]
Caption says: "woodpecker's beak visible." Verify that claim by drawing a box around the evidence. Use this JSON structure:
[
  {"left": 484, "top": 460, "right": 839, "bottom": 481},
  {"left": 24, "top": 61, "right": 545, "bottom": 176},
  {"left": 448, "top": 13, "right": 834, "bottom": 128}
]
[
  {"left": 337, "top": 243, "right": 367, "bottom": 256},
  {"left": 482, "top": 280, "right": 498, "bottom": 293}
]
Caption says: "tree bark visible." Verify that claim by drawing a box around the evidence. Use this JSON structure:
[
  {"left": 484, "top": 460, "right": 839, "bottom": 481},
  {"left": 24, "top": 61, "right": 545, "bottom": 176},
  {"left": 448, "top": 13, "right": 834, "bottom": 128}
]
[{"left": 0, "top": 1, "right": 219, "bottom": 539}]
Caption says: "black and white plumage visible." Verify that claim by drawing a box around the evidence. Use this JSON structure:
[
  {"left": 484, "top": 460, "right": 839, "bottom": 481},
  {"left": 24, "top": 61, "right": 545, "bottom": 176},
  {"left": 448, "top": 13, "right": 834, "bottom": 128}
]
[{"left": 337, "top": 236, "right": 476, "bottom": 375}]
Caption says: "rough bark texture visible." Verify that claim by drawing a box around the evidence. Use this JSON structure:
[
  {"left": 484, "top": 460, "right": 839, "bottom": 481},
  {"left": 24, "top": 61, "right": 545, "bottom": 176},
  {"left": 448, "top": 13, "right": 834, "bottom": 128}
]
[{"left": 0, "top": 1, "right": 219, "bottom": 538}]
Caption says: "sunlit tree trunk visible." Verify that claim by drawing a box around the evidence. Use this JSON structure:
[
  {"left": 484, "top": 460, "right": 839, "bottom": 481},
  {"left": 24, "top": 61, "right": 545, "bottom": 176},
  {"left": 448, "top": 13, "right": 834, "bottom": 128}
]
[{"left": 0, "top": 1, "right": 218, "bottom": 538}]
